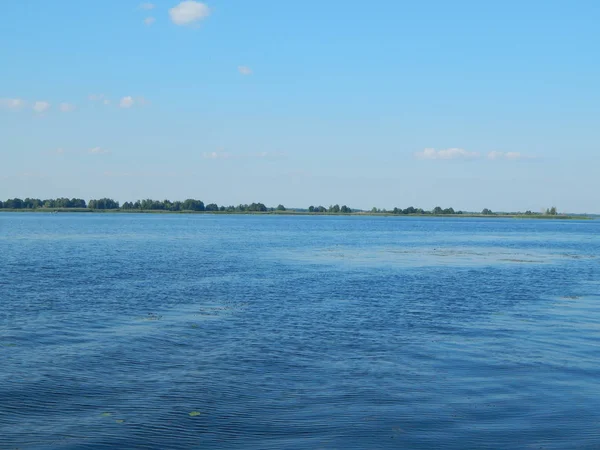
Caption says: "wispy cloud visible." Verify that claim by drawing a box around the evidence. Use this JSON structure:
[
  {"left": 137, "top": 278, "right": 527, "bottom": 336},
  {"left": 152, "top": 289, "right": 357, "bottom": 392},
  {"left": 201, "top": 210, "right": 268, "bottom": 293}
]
[
  {"left": 169, "top": 1, "right": 210, "bottom": 26},
  {"left": 33, "top": 101, "right": 51, "bottom": 113},
  {"left": 89, "top": 147, "right": 110, "bottom": 155},
  {"left": 59, "top": 102, "right": 76, "bottom": 112},
  {"left": 118, "top": 96, "right": 148, "bottom": 108},
  {"left": 0, "top": 98, "right": 25, "bottom": 109},
  {"left": 415, "top": 147, "right": 536, "bottom": 162},
  {"left": 139, "top": 2, "right": 155, "bottom": 10},
  {"left": 254, "top": 151, "right": 286, "bottom": 159},
  {"left": 144, "top": 17, "right": 156, "bottom": 25},
  {"left": 203, "top": 151, "right": 231, "bottom": 160},
  {"left": 415, "top": 148, "right": 479, "bottom": 160},
  {"left": 119, "top": 96, "right": 135, "bottom": 108},
  {"left": 238, "top": 66, "right": 253, "bottom": 76},
  {"left": 88, "top": 94, "right": 105, "bottom": 101},
  {"left": 203, "top": 150, "right": 286, "bottom": 160},
  {"left": 103, "top": 170, "right": 192, "bottom": 178},
  {"left": 487, "top": 151, "right": 534, "bottom": 160}
]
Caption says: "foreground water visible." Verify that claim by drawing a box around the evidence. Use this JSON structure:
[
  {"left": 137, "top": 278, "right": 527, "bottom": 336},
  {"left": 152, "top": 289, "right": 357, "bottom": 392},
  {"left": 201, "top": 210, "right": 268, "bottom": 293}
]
[{"left": 1, "top": 213, "right": 599, "bottom": 449}]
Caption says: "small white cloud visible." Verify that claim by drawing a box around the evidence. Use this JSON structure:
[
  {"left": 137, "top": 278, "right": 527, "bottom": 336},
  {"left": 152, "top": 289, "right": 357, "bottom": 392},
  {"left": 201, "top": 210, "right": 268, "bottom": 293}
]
[
  {"left": 33, "top": 101, "right": 51, "bottom": 113},
  {"left": 0, "top": 98, "right": 25, "bottom": 109},
  {"left": 89, "top": 147, "right": 110, "bottom": 154},
  {"left": 415, "top": 147, "right": 479, "bottom": 160},
  {"left": 203, "top": 151, "right": 231, "bottom": 159},
  {"left": 144, "top": 17, "right": 156, "bottom": 25},
  {"left": 169, "top": 1, "right": 210, "bottom": 26},
  {"left": 119, "top": 96, "right": 135, "bottom": 108},
  {"left": 88, "top": 94, "right": 105, "bottom": 101},
  {"left": 254, "top": 151, "right": 286, "bottom": 159},
  {"left": 238, "top": 66, "right": 252, "bottom": 76},
  {"left": 487, "top": 151, "right": 533, "bottom": 161},
  {"left": 59, "top": 103, "right": 76, "bottom": 112},
  {"left": 103, "top": 99, "right": 110, "bottom": 105},
  {"left": 139, "top": 2, "right": 155, "bottom": 9}
]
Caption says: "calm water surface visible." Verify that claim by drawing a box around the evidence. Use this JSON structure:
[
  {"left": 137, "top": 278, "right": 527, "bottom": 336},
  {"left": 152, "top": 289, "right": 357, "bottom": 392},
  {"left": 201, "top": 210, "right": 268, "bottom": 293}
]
[{"left": 1, "top": 214, "right": 599, "bottom": 449}]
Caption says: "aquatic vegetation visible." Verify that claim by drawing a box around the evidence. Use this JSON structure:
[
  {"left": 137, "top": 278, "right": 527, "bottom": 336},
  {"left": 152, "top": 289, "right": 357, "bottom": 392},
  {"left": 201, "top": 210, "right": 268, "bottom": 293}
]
[
  {"left": 138, "top": 313, "right": 163, "bottom": 321},
  {"left": 188, "top": 411, "right": 202, "bottom": 417},
  {"left": 101, "top": 412, "right": 112, "bottom": 417}
]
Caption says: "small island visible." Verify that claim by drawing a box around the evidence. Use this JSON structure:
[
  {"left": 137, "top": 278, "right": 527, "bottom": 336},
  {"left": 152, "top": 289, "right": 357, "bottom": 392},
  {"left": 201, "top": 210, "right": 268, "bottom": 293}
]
[{"left": 0, "top": 197, "right": 590, "bottom": 219}]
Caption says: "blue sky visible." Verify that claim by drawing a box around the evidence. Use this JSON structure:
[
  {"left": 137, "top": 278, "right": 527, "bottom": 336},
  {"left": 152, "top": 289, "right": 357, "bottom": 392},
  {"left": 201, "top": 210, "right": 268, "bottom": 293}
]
[{"left": 1, "top": 1, "right": 599, "bottom": 212}]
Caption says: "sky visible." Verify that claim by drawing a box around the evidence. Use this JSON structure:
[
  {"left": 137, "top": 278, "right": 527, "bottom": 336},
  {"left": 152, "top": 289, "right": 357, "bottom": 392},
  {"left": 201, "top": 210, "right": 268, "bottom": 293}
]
[{"left": 1, "top": 1, "right": 599, "bottom": 212}]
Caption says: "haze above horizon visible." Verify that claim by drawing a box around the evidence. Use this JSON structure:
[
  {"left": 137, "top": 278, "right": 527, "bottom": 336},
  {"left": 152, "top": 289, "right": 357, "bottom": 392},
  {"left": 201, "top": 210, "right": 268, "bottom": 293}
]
[{"left": 1, "top": 1, "right": 598, "bottom": 213}]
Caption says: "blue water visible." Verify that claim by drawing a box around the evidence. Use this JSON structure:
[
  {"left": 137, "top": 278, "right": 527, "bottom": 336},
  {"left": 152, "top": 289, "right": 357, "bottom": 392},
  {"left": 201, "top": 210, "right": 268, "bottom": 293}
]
[{"left": 1, "top": 213, "right": 599, "bottom": 449}]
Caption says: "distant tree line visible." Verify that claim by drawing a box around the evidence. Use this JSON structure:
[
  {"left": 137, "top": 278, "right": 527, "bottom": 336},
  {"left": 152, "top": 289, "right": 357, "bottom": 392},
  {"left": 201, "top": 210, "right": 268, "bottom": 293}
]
[
  {"left": 0, "top": 197, "right": 561, "bottom": 216},
  {"left": 0, "top": 198, "right": 87, "bottom": 209},
  {"left": 389, "top": 206, "right": 460, "bottom": 215},
  {"left": 308, "top": 204, "right": 352, "bottom": 213},
  {"left": 0, "top": 197, "right": 276, "bottom": 212}
]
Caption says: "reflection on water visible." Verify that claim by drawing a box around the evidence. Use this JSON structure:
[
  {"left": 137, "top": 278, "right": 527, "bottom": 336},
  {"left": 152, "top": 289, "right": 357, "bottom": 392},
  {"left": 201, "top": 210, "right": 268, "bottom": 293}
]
[{"left": 0, "top": 214, "right": 599, "bottom": 449}]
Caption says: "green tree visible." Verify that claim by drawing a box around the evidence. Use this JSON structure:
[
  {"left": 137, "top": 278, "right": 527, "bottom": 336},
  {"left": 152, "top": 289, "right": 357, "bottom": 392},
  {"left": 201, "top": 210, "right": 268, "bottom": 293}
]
[
  {"left": 248, "top": 202, "right": 267, "bottom": 212},
  {"left": 88, "top": 198, "right": 119, "bottom": 209},
  {"left": 182, "top": 199, "right": 205, "bottom": 211},
  {"left": 276, "top": 204, "right": 286, "bottom": 211},
  {"left": 5, "top": 198, "right": 24, "bottom": 209}
]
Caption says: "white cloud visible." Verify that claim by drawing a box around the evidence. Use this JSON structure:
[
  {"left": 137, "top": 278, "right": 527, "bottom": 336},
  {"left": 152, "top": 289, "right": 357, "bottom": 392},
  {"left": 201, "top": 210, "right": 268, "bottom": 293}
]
[
  {"left": 0, "top": 98, "right": 25, "bottom": 109},
  {"left": 487, "top": 151, "right": 534, "bottom": 160},
  {"left": 89, "top": 147, "right": 110, "bottom": 154},
  {"left": 88, "top": 94, "right": 105, "bottom": 101},
  {"left": 119, "top": 96, "right": 135, "bottom": 108},
  {"left": 415, "top": 147, "right": 479, "bottom": 160},
  {"left": 254, "top": 151, "right": 286, "bottom": 159},
  {"left": 203, "top": 150, "right": 285, "bottom": 160},
  {"left": 505, "top": 152, "right": 523, "bottom": 160},
  {"left": 169, "top": 1, "right": 210, "bottom": 26},
  {"left": 139, "top": 2, "right": 155, "bottom": 9},
  {"left": 144, "top": 17, "right": 156, "bottom": 25},
  {"left": 33, "top": 101, "right": 51, "bottom": 113},
  {"left": 103, "top": 99, "right": 111, "bottom": 105},
  {"left": 59, "top": 103, "right": 76, "bottom": 112},
  {"left": 238, "top": 66, "right": 252, "bottom": 76},
  {"left": 203, "top": 151, "right": 231, "bottom": 159}
]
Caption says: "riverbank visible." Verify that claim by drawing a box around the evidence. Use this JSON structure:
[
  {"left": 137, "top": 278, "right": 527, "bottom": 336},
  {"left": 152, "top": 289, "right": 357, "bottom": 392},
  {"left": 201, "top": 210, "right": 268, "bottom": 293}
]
[{"left": 0, "top": 209, "right": 591, "bottom": 219}]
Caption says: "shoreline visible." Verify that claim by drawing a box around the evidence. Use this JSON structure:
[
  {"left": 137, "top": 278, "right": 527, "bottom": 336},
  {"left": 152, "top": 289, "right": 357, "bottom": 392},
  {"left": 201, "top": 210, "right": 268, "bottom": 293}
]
[{"left": 0, "top": 209, "right": 591, "bottom": 220}]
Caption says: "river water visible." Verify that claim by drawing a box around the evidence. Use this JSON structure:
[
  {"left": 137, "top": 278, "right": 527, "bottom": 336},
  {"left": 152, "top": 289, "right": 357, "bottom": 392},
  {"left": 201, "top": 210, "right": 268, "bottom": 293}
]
[{"left": 1, "top": 213, "right": 599, "bottom": 449}]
